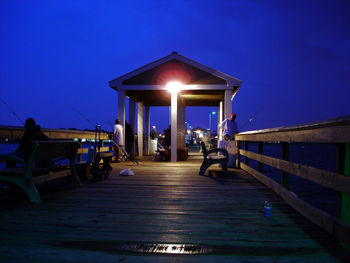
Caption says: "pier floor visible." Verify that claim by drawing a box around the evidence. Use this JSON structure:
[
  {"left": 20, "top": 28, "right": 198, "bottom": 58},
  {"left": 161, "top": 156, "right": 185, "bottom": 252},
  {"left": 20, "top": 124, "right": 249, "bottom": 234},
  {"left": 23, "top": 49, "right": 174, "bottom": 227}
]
[{"left": 0, "top": 156, "right": 349, "bottom": 262}]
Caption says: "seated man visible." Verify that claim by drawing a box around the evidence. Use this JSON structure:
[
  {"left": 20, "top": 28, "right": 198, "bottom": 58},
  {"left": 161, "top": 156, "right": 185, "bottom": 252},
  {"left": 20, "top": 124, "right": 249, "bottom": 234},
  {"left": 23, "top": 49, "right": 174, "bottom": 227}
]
[{"left": 6, "top": 118, "right": 48, "bottom": 167}]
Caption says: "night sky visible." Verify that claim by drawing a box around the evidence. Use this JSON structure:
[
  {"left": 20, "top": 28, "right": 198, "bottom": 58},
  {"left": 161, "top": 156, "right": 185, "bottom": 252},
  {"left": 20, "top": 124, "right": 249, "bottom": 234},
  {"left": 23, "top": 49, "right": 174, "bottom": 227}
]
[{"left": 1, "top": 0, "right": 349, "bottom": 134}]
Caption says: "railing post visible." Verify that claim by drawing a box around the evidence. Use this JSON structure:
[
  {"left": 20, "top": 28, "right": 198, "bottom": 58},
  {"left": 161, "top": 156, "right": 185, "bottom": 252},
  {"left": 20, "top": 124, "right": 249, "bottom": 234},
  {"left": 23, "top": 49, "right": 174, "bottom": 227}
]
[
  {"left": 77, "top": 139, "right": 83, "bottom": 162},
  {"left": 236, "top": 140, "right": 240, "bottom": 168},
  {"left": 244, "top": 141, "right": 249, "bottom": 166},
  {"left": 282, "top": 142, "right": 289, "bottom": 189},
  {"left": 258, "top": 142, "right": 263, "bottom": 173},
  {"left": 337, "top": 143, "right": 350, "bottom": 227}
]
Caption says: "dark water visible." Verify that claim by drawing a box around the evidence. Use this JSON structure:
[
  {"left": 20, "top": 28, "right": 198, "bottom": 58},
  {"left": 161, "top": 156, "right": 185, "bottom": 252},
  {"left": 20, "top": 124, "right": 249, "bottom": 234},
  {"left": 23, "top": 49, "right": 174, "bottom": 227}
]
[{"left": 239, "top": 142, "right": 339, "bottom": 217}]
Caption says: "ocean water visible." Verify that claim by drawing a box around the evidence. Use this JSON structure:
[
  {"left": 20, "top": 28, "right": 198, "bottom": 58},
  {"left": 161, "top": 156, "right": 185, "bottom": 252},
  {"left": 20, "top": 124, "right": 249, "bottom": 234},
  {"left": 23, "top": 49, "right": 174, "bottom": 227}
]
[{"left": 239, "top": 142, "right": 339, "bottom": 216}]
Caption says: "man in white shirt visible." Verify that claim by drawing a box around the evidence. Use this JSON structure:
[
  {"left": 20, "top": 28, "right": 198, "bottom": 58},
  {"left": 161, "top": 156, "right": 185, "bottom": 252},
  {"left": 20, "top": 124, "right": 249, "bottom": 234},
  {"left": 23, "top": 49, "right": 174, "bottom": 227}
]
[
  {"left": 220, "top": 113, "right": 238, "bottom": 140},
  {"left": 113, "top": 119, "right": 124, "bottom": 162}
]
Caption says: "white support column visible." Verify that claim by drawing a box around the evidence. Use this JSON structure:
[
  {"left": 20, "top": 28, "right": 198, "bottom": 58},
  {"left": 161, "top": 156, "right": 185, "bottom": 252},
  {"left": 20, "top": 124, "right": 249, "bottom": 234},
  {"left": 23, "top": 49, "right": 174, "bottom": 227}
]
[
  {"left": 118, "top": 91, "right": 126, "bottom": 145},
  {"left": 137, "top": 102, "right": 143, "bottom": 157},
  {"left": 144, "top": 106, "right": 150, "bottom": 155},
  {"left": 218, "top": 101, "right": 223, "bottom": 145},
  {"left": 129, "top": 97, "right": 136, "bottom": 158},
  {"left": 224, "top": 90, "right": 232, "bottom": 121},
  {"left": 170, "top": 91, "right": 178, "bottom": 162}
]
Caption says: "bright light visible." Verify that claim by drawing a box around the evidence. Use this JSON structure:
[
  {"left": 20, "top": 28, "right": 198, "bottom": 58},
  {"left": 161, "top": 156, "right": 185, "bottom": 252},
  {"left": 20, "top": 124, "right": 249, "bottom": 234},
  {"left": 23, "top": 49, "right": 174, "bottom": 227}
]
[
  {"left": 166, "top": 81, "right": 183, "bottom": 93},
  {"left": 211, "top": 111, "right": 216, "bottom": 115}
]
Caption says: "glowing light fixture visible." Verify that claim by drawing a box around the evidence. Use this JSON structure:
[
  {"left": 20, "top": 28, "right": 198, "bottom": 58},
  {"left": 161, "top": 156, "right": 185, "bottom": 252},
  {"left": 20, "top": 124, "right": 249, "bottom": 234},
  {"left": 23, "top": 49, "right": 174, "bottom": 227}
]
[{"left": 166, "top": 81, "right": 183, "bottom": 93}]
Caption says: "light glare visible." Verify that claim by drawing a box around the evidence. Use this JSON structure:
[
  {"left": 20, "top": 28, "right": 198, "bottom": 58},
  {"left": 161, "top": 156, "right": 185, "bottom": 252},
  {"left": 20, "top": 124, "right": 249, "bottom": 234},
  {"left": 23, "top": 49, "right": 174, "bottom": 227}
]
[{"left": 166, "top": 81, "right": 183, "bottom": 93}]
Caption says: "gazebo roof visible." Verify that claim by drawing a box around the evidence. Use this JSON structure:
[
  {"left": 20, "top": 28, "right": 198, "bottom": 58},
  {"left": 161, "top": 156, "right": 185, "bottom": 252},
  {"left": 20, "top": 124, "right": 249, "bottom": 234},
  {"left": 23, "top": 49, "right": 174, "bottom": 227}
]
[{"left": 109, "top": 52, "right": 242, "bottom": 106}]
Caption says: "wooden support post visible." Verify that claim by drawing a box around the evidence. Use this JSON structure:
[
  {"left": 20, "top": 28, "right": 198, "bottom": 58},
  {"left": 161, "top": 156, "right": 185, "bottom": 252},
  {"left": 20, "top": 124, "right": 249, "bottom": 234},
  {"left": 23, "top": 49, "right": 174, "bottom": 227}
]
[
  {"left": 223, "top": 90, "right": 232, "bottom": 121},
  {"left": 145, "top": 106, "right": 150, "bottom": 155},
  {"left": 118, "top": 91, "right": 126, "bottom": 146},
  {"left": 244, "top": 141, "right": 249, "bottom": 166},
  {"left": 282, "top": 142, "right": 289, "bottom": 189},
  {"left": 218, "top": 102, "right": 223, "bottom": 146},
  {"left": 170, "top": 91, "right": 178, "bottom": 162},
  {"left": 129, "top": 97, "right": 136, "bottom": 158},
  {"left": 137, "top": 102, "right": 143, "bottom": 157},
  {"left": 258, "top": 142, "right": 263, "bottom": 173},
  {"left": 77, "top": 139, "right": 83, "bottom": 162},
  {"left": 236, "top": 140, "right": 241, "bottom": 168},
  {"left": 337, "top": 143, "right": 350, "bottom": 227}
]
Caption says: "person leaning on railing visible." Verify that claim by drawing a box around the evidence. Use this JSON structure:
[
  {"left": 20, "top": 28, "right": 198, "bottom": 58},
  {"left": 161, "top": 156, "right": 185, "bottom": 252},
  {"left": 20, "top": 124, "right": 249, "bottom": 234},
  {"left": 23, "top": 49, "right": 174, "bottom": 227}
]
[{"left": 220, "top": 113, "right": 238, "bottom": 141}]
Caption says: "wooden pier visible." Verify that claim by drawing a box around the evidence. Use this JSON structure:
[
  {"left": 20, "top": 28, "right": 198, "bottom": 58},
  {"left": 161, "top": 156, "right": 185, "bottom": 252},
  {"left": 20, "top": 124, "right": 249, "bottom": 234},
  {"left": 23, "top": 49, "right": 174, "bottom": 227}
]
[
  {"left": 1, "top": 116, "right": 350, "bottom": 262},
  {"left": 0, "top": 157, "right": 349, "bottom": 262}
]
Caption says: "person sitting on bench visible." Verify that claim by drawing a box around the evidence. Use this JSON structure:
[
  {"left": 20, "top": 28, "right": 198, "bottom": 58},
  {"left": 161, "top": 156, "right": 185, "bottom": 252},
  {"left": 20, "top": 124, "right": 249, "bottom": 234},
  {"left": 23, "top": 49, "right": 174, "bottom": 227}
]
[{"left": 6, "top": 118, "right": 48, "bottom": 168}]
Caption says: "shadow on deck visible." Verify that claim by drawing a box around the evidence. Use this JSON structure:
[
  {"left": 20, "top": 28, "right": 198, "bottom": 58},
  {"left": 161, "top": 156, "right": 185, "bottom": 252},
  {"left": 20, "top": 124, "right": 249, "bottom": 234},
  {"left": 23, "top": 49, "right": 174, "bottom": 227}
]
[{"left": 0, "top": 156, "right": 349, "bottom": 262}]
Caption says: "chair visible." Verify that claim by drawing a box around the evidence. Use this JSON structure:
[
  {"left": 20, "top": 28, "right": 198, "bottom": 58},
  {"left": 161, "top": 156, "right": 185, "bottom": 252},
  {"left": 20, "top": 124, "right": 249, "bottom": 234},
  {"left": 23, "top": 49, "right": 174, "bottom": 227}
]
[{"left": 199, "top": 141, "right": 228, "bottom": 176}]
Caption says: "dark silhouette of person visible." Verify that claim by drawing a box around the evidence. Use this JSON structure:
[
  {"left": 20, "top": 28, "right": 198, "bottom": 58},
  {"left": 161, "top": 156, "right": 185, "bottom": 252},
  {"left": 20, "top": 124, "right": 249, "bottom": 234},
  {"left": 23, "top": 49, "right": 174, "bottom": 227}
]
[
  {"left": 125, "top": 121, "right": 134, "bottom": 157},
  {"left": 164, "top": 125, "right": 171, "bottom": 148},
  {"left": 6, "top": 118, "right": 48, "bottom": 167}
]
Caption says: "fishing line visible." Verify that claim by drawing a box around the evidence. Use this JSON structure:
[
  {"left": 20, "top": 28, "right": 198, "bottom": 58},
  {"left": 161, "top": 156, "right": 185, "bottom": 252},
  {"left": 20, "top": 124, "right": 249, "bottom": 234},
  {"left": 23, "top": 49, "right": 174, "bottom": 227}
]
[
  {"left": 69, "top": 106, "right": 96, "bottom": 128},
  {"left": 0, "top": 97, "right": 24, "bottom": 125},
  {"left": 240, "top": 112, "right": 259, "bottom": 131}
]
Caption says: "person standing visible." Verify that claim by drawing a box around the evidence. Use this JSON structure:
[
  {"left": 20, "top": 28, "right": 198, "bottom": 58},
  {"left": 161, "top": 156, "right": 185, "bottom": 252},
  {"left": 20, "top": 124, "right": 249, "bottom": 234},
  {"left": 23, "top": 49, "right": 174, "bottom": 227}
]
[
  {"left": 125, "top": 121, "right": 134, "bottom": 158},
  {"left": 219, "top": 113, "right": 238, "bottom": 141},
  {"left": 113, "top": 119, "right": 124, "bottom": 162},
  {"left": 150, "top": 125, "right": 158, "bottom": 155},
  {"left": 219, "top": 113, "right": 239, "bottom": 167}
]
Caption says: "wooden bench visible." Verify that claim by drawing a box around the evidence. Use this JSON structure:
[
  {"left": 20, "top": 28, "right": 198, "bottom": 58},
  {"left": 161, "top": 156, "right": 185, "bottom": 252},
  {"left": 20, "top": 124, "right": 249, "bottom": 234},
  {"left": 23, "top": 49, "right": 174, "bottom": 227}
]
[
  {"left": 0, "top": 141, "right": 81, "bottom": 203},
  {"left": 199, "top": 141, "right": 228, "bottom": 176}
]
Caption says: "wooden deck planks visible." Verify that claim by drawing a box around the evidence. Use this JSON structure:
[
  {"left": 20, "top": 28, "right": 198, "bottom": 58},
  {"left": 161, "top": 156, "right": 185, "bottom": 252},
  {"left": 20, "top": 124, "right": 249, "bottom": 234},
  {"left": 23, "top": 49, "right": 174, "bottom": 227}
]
[{"left": 0, "top": 158, "right": 349, "bottom": 262}]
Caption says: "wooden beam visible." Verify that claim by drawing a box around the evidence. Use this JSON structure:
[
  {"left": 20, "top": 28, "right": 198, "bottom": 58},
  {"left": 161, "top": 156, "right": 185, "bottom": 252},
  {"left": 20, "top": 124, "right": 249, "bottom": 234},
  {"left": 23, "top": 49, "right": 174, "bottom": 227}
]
[
  {"left": 239, "top": 149, "right": 350, "bottom": 194},
  {"left": 240, "top": 162, "right": 350, "bottom": 248}
]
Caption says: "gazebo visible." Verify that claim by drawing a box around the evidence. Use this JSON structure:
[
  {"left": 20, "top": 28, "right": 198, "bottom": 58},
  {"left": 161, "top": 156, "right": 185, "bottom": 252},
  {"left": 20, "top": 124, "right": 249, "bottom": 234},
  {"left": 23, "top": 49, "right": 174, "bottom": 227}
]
[{"left": 109, "top": 52, "right": 242, "bottom": 162}]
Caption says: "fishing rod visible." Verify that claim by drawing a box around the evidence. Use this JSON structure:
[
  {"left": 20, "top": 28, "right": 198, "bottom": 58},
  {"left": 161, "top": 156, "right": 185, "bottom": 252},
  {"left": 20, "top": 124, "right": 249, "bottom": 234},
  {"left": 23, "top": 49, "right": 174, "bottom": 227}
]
[{"left": 0, "top": 97, "right": 24, "bottom": 125}]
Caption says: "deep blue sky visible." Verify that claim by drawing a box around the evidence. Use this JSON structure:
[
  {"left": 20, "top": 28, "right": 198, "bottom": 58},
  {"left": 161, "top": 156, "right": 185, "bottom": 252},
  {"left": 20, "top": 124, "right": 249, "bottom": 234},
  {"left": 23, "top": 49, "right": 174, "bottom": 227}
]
[{"left": 1, "top": 0, "right": 349, "bottom": 133}]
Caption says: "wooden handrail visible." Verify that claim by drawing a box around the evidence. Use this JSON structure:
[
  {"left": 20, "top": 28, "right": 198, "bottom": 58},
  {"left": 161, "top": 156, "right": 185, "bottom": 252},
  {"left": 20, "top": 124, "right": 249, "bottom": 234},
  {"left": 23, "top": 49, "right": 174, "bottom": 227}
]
[
  {"left": 239, "top": 149, "right": 350, "bottom": 194},
  {"left": 236, "top": 115, "right": 350, "bottom": 143},
  {"left": 235, "top": 115, "right": 350, "bottom": 247},
  {"left": 0, "top": 126, "right": 111, "bottom": 140}
]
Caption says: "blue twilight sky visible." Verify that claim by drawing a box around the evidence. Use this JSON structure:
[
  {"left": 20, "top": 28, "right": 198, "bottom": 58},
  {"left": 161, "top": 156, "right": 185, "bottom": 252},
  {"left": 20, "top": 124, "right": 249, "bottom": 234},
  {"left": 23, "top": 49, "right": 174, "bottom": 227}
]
[{"left": 1, "top": 0, "right": 349, "bottom": 134}]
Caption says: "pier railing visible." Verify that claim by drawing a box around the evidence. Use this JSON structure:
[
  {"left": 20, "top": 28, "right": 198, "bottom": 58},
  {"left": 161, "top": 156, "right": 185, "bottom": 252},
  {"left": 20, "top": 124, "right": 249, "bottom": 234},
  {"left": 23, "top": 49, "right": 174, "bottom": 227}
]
[
  {"left": 0, "top": 126, "right": 112, "bottom": 162},
  {"left": 235, "top": 115, "right": 350, "bottom": 247}
]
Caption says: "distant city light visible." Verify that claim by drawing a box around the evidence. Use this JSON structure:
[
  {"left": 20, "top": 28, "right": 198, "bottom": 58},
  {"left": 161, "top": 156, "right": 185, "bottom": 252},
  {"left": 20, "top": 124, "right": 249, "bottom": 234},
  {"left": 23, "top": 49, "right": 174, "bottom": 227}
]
[{"left": 166, "top": 81, "right": 183, "bottom": 93}]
